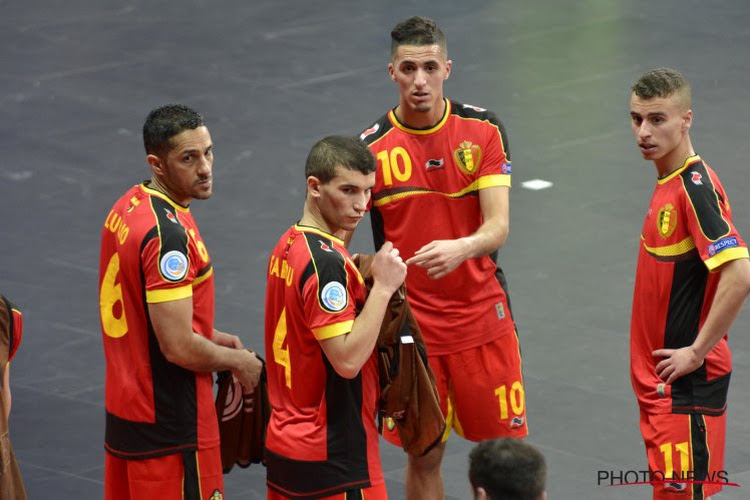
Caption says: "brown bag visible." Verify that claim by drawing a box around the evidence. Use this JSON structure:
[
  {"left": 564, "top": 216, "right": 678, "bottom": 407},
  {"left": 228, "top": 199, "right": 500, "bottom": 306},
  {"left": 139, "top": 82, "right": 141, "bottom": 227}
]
[
  {"left": 215, "top": 353, "right": 269, "bottom": 473},
  {"left": 353, "top": 255, "right": 445, "bottom": 457}
]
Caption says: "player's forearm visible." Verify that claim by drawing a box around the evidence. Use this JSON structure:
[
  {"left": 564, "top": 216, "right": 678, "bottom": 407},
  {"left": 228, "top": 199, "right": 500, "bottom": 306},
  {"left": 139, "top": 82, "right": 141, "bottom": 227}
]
[
  {"left": 693, "top": 258, "right": 750, "bottom": 359},
  {"left": 325, "top": 285, "right": 393, "bottom": 378},
  {"left": 462, "top": 214, "right": 509, "bottom": 259},
  {"left": 163, "top": 332, "right": 247, "bottom": 373}
]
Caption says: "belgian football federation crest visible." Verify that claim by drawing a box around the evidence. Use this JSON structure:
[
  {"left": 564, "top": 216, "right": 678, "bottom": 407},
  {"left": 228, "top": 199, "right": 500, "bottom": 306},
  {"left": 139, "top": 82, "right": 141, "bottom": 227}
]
[
  {"left": 453, "top": 140, "right": 482, "bottom": 176},
  {"left": 656, "top": 203, "right": 677, "bottom": 239}
]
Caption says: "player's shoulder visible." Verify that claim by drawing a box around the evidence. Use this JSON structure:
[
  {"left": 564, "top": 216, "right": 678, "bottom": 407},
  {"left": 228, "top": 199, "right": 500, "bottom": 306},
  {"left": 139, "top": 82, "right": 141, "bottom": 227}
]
[
  {"left": 450, "top": 99, "right": 502, "bottom": 125},
  {"left": 359, "top": 111, "right": 393, "bottom": 145}
]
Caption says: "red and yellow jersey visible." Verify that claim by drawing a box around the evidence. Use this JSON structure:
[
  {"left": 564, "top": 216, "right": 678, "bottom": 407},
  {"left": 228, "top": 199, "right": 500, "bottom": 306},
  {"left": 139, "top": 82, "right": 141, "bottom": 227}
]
[
  {"left": 631, "top": 155, "right": 748, "bottom": 415},
  {"left": 361, "top": 99, "right": 515, "bottom": 355},
  {"left": 0, "top": 295, "right": 23, "bottom": 364},
  {"left": 264, "top": 224, "right": 382, "bottom": 498},
  {"left": 99, "top": 182, "right": 217, "bottom": 459}
]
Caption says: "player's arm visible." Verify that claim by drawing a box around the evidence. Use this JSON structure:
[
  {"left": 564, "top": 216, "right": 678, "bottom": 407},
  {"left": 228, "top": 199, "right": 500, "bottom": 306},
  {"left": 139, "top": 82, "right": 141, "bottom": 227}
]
[
  {"left": 654, "top": 257, "right": 750, "bottom": 384},
  {"left": 320, "top": 242, "right": 406, "bottom": 379},
  {"left": 212, "top": 328, "right": 245, "bottom": 350},
  {"left": 2, "top": 364, "right": 10, "bottom": 420},
  {"left": 406, "top": 185, "right": 509, "bottom": 279},
  {"left": 149, "top": 299, "right": 262, "bottom": 390}
]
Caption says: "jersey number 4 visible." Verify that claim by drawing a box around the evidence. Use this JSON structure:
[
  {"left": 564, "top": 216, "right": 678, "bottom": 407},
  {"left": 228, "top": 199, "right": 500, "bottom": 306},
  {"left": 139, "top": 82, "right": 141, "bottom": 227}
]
[{"left": 273, "top": 307, "right": 292, "bottom": 389}]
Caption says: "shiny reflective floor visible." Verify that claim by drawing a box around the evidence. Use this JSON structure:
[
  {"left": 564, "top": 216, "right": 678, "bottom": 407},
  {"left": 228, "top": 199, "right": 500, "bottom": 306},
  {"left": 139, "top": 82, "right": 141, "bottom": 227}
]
[{"left": 3, "top": 1, "right": 750, "bottom": 498}]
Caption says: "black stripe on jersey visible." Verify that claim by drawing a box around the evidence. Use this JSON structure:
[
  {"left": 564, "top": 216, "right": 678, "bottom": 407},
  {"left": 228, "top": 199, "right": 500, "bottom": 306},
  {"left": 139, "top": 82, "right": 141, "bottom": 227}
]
[
  {"left": 664, "top": 258, "right": 707, "bottom": 350},
  {"left": 265, "top": 355, "right": 370, "bottom": 498},
  {"left": 302, "top": 232, "right": 348, "bottom": 313},
  {"left": 666, "top": 258, "right": 731, "bottom": 414},
  {"left": 150, "top": 196, "right": 190, "bottom": 283},
  {"left": 450, "top": 99, "right": 511, "bottom": 160},
  {"left": 360, "top": 112, "right": 393, "bottom": 146},
  {"left": 690, "top": 415, "right": 709, "bottom": 499},
  {"left": 680, "top": 162, "right": 730, "bottom": 241}
]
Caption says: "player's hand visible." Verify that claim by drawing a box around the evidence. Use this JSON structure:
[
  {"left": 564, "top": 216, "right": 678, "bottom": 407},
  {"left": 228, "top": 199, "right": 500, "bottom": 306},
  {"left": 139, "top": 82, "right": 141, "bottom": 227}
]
[
  {"left": 371, "top": 241, "right": 407, "bottom": 294},
  {"left": 213, "top": 329, "right": 245, "bottom": 350},
  {"left": 652, "top": 346, "right": 703, "bottom": 385},
  {"left": 405, "top": 238, "right": 470, "bottom": 280},
  {"left": 232, "top": 350, "right": 263, "bottom": 394}
]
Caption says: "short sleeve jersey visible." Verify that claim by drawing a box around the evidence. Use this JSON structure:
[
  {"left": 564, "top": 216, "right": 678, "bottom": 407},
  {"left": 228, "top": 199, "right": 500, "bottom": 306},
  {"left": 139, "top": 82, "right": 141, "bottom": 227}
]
[
  {"left": 99, "top": 182, "right": 218, "bottom": 459},
  {"left": 264, "top": 224, "right": 383, "bottom": 498},
  {"left": 361, "top": 99, "right": 515, "bottom": 355},
  {"left": 630, "top": 155, "right": 749, "bottom": 415}
]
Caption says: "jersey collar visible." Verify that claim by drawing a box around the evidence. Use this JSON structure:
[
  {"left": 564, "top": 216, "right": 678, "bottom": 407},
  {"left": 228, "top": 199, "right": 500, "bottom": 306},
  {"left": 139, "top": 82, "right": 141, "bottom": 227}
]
[
  {"left": 294, "top": 223, "right": 344, "bottom": 245},
  {"left": 140, "top": 182, "right": 191, "bottom": 212},
  {"left": 389, "top": 98, "right": 451, "bottom": 135},
  {"left": 657, "top": 154, "right": 702, "bottom": 185}
]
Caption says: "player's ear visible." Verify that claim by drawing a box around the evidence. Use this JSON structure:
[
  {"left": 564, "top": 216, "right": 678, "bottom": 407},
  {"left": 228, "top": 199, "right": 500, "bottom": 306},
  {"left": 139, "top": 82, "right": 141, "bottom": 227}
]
[
  {"left": 444, "top": 59, "right": 452, "bottom": 80},
  {"left": 682, "top": 108, "right": 693, "bottom": 132},
  {"left": 147, "top": 154, "right": 165, "bottom": 176},
  {"left": 307, "top": 175, "right": 322, "bottom": 199},
  {"left": 473, "top": 486, "right": 488, "bottom": 500},
  {"left": 388, "top": 62, "right": 396, "bottom": 81}
]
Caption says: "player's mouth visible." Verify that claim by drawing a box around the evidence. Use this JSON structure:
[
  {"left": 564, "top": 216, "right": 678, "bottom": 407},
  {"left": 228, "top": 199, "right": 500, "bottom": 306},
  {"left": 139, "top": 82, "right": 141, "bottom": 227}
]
[
  {"left": 639, "top": 143, "right": 657, "bottom": 154},
  {"left": 196, "top": 178, "right": 212, "bottom": 186}
]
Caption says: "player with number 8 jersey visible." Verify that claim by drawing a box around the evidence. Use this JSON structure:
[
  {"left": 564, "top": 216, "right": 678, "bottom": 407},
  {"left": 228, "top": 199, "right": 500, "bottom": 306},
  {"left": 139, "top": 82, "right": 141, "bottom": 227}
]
[{"left": 99, "top": 181, "right": 217, "bottom": 458}]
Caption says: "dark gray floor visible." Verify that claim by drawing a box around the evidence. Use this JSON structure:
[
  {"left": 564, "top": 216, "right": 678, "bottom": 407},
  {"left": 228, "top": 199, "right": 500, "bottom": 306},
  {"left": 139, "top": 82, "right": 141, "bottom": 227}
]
[{"left": 2, "top": 1, "right": 750, "bottom": 498}]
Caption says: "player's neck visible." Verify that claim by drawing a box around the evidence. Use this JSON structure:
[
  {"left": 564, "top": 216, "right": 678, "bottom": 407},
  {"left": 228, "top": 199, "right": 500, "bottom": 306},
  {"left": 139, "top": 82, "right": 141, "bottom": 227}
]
[
  {"left": 147, "top": 177, "right": 190, "bottom": 207},
  {"left": 654, "top": 137, "right": 695, "bottom": 178},
  {"left": 394, "top": 98, "right": 447, "bottom": 130},
  {"left": 299, "top": 204, "right": 340, "bottom": 238}
]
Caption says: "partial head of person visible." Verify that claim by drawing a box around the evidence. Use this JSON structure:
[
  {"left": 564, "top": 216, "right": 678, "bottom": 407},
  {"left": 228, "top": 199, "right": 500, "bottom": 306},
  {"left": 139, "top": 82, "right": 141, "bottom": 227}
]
[
  {"left": 143, "top": 104, "right": 214, "bottom": 206},
  {"left": 389, "top": 16, "right": 452, "bottom": 127},
  {"left": 469, "top": 438, "right": 547, "bottom": 500},
  {"left": 303, "top": 135, "right": 376, "bottom": 234},
  {"left": 629, "top": 68, "right": 693, "bottom": 172}
]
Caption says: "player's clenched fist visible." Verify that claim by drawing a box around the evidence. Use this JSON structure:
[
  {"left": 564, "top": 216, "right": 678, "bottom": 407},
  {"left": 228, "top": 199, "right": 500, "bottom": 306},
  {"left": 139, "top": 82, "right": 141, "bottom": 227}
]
[{"left": 371, "top": 241, "right": 407, "bottom": 295}]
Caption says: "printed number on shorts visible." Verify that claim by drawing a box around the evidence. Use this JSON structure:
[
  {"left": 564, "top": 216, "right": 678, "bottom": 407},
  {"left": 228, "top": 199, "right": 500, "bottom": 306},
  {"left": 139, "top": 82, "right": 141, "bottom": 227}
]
[
  {"left": 100, "top": 252, "right": 128, "bottom": 338},
  {"left": 272, "top": 307, "right": 292, "bottom": 388},
  {"left": 377, "top": 147, "right": 412, "bottom": 186},
  {"left": 660, "top": 441, "right": 690, "bottom": 479},
  {"left": 495, "top": 381, "right": 524, "bottom": 420}
]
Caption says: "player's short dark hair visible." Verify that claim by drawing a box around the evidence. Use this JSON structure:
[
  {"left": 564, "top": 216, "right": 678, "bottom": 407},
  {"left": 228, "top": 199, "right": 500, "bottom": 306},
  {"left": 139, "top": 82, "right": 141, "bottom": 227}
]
[
  {"left": 305, "top": 135, "right": 375, "bottom": 183},
  {"left": 632, "top": 68, "right": 691, "bottom": 109},
  {"left": 469, "top": 438, "right": 547, "bottom": 500},
  {"left": 390, "top": 16, "right": 447, "bottom": 57},
  {"left": 143, "top": 104, "right": 205, "bottom": 156}
]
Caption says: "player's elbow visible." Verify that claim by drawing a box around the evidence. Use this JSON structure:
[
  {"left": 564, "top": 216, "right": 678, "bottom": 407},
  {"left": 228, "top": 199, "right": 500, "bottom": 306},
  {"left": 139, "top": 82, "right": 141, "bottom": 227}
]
[
  {"left": 736, "top": 259, "right": 750, "bottom": 297},
  {"left": 159, "top": 338, "right": 190, "bottom": 366},
  {"left": 330, "top": 360, "right": 362, "bottom": 379}
]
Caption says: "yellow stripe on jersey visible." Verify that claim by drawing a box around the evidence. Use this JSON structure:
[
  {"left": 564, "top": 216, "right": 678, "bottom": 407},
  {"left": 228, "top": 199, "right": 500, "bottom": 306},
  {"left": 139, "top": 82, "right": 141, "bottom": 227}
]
[
  {"left": 374, "top": 175, "right": 507, "bottom": 208},
  {"left": 146, "top": 284, "right": 192, "bottom": 303},
  {"left": 642, "top": 235, "right": 696, "bottom": 258},
  {"left": 477, "top": 174, "right": 511, "bottom": 189},
  {"left": 313, "top": 320, "right": 354, "bottom": 341},
  {"left": 705, "top": 247, "right": 750, "bottom": 271},
  {"left": 193, "top": 266, "right": 213, "bottom": 287}
]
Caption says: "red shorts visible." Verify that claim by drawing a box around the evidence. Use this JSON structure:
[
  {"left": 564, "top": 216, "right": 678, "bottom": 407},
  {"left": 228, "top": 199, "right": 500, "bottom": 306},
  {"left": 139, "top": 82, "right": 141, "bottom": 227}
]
[
  {"left": 105, "top": 447, "right": 224, "bottom": 500},
  {"left": 383, "top": 331, "right": 528, "bottom": 446},
  {"left": 267, "top": 481, "right": 388, "bottom": 500},
  {"left": 639, "top": 409, "right": 726, "bottom": 499}
]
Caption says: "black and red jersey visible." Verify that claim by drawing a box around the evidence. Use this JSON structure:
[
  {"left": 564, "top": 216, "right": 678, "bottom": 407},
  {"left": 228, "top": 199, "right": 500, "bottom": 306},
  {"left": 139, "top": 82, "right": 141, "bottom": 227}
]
[
  {"left": 630, "top": 155, "right": 749, "bottom": 415},
  {"left": 264, "top": 224, "right": 382, "bottom": 498},
  {"left": 99, "top": 182, "right": 217, "bottom": 459},
  {"left": 361, "top": 99, "right": 515, "bottom": 355}
]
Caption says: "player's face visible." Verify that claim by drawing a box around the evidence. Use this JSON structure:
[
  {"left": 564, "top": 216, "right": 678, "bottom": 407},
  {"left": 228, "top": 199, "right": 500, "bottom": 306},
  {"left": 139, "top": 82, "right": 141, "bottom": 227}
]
[
  {"left": 629, "top": 93, "right": 692, "bottom": 166},
  {"left": 315, "top": 166, "right": 375, "bottom": 233},
  {"left": 154, "top": 126, "right": 214, "bottom": 205},
  {"left": 389, "top": 44, "right": 452, "bottom": 117}
]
